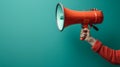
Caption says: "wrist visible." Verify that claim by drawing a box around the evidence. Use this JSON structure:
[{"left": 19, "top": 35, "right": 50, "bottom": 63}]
[{"left": 85, "top": 36, "right": 97, "bottom": 46}]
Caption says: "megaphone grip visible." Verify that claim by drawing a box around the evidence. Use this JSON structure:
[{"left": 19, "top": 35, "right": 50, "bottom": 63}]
[{"left": 82, "top": 24, "right": 88, "bottom": 28}]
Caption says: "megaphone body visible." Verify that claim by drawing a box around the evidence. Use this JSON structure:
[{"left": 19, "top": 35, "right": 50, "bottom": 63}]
[{"left": 55, "top": 3, "right": 104, "bottom": 40}]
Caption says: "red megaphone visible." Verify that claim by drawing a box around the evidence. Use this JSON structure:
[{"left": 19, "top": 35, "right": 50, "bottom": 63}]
[{"left": 55, "top": 3, "right": 104, "bottom": 40}]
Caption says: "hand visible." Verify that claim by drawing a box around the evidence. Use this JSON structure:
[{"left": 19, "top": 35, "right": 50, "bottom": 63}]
[
  {"left": 80, "top": 28, "right": 97, "bottom": 46},
  {"left": 80, "top": 28, "right": 90, "bottom": 40}
]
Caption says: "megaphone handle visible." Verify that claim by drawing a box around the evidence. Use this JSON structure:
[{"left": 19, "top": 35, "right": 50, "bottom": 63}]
[
  {"left": 80, "top": 24, "right": 89, "bottom": 40},
  {"left": 82, "top": 24, "right": 88, "bottom": 28}
]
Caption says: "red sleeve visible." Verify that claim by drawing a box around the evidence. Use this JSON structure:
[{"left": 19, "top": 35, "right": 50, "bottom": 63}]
[{"left": 92, "top": 40, "right": 120, "bottom": 64}]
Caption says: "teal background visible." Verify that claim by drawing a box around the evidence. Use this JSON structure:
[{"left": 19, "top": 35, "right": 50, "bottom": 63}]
[{"left": 0, "top": 0, "right": 120, "bottom": 67}]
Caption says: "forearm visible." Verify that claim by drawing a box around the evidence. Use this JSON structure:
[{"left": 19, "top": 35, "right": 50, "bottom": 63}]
[{"left": 89, "top": 39, "right": 120, "bottom": 64}]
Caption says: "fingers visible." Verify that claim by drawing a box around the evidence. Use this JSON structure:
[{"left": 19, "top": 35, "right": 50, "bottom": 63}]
[
  {"left": 80, "top": 33, "right": 87, "bottom": 40},
  {"left": 80, "top": 30, "right": 88, "bottom": 40},
  {"left": 80, "top": 28, "right": 90, "bottom": 40}
]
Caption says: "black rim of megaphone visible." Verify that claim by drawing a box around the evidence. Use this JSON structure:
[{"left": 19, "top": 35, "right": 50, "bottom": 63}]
[{"left": 55, "top": 3, "right": 65, "bottom": 32}]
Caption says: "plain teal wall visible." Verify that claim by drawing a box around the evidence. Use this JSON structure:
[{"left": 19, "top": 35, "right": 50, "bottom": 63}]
[{"left": 0, "top": 0, "right": 120, "bottom": 67}]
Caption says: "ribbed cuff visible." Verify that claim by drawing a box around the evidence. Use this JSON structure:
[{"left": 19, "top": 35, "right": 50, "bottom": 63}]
[{"left": 92, "top": 40, "right": 102, "bottom": 52}]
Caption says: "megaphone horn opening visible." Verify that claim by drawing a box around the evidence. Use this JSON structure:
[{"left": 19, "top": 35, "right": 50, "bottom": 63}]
[{"left": 55, "top": 3, "right": 65, "bottom": 31}]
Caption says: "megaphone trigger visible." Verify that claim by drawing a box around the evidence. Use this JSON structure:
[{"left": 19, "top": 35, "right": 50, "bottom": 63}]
[{"left": 91, "top": 24, "right": 99, "bottom": 31}]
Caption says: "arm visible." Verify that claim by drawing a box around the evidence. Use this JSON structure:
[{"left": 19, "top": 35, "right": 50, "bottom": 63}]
[
  {"left": 92, "top": 40, "right": 120, "bottom": 64},
  {"left": 80, "top": 28, "right": 120, "bottom": 64}
]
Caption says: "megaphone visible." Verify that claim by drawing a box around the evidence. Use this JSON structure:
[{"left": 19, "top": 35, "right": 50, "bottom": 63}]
[{"left": 55, "top": 3, "right": 104, "bottom": 40}]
